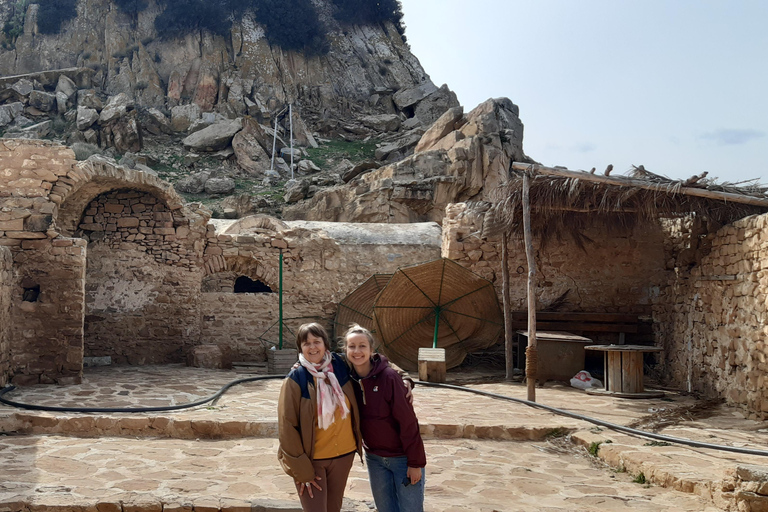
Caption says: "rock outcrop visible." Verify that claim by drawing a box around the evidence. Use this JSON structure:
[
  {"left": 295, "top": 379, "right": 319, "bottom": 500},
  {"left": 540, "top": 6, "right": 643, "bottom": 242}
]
[{"left": 283, "top": 98, "right": 533, "bottom": 224}]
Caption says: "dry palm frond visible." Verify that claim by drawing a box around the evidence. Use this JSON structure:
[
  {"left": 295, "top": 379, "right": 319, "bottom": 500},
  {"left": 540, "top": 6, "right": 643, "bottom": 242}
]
[{"left": 484, "top": 165, "right": 767, "bottom": 244}]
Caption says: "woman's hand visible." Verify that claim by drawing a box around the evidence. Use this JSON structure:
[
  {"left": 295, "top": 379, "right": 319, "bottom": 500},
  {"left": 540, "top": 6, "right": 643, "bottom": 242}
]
[
  {"left": 406, "top": 466, "right": 422, "bottom": 485},
  {"left": 296, "top": 475, "right": 323, "bottom": 498}
]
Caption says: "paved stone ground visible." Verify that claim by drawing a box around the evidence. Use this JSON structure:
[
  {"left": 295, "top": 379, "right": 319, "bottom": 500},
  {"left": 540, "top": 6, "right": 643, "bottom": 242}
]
[{"left": 1, "top": 365, "right": 767, "bottom": 511}]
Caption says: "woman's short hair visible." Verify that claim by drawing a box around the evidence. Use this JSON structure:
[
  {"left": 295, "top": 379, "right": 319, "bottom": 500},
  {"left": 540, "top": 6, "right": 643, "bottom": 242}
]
[
  {"left": 341, "top": 324, "right": 375, "bottom": 349},
  {"left": 296, "top": 322, "right": 331, "bottom": 351}
]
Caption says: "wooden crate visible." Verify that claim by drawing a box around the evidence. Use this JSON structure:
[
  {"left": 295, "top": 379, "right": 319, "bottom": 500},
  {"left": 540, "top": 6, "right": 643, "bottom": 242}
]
[
  {"left": 418, "top": 348, "right": 446, "bottom": 383},
  {"left": 267, "top": 349, "right": 298, "bottom": 375}
]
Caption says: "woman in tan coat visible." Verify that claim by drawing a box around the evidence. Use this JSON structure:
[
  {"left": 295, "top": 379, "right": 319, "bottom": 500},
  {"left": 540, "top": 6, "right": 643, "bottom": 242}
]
[{"left": 277, "top": 322, "right": 362, "bottom": 512}]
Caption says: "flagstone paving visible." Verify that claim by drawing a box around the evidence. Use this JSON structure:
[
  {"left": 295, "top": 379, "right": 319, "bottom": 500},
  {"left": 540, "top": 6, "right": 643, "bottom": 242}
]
[{"left": 1, "top": 365, "right": 767, "bottom": 511}]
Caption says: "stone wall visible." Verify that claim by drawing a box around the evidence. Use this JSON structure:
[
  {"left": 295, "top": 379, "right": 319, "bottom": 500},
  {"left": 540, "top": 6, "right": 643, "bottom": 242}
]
[
  {"left": 78, "top": 190, "right": 207, "bottom": 364},
  {"left": 9, "top": 238, "right": 86, "bottom": 385},
  {"left": 203, "top": 220, "right": 443, "bottom": 353},
  {"left": 442, "top": 203, "right": 667, "bottom": 317},
  {"left": 0, "top": 246, "right": 12, "bottom": 386},
  {"left": 655, "top": 214, "right": 768, "bottom": 419}
]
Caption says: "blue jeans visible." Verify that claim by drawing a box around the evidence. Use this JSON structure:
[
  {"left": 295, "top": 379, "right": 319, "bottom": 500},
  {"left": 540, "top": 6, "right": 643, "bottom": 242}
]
[{"left": 365, "top": 452, "right": 425, "bottom": 512}]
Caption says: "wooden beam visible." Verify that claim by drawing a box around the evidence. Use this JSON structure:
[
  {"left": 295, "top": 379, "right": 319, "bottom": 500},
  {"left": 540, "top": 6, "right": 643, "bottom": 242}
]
[
  {"left": 522, "top": 172, "right": 537, "bottom": 402},
  {"left": 512, "top": 163, "right": 768, "bottom": 208}
]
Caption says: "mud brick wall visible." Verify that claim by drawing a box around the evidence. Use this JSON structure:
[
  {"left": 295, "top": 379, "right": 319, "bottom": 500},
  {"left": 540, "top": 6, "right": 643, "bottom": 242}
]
[
  {"left": 9, "top": 238, "right": 86, "bottom": 385},
  {"left": 655, "top": 214, "right": 768, "bottom": 419},
  {"left": 442, "top": 203, "right": 666, "bottom": 316},
  {"left": 0, "top": 246, "right": 12, "bottom": 386},
  {"left": 79, "top": 190, "right": 207, "bottom": 364}
]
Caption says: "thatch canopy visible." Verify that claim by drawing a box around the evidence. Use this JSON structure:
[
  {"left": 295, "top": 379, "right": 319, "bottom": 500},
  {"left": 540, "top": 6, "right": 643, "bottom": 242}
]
[{"left": 485, "top": 163, "right": 768, "bottom": 240}]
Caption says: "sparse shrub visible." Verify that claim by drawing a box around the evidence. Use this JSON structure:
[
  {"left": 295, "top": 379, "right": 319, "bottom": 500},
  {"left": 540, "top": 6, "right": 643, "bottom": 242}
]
[
  {"left": 253, "top": 0, "right": 328, "bottom": 54},
  {"left": 587, "top": 442, "right": 602, "bottom": 457},
  {"left": 36, "top": 0, "right": 78, "bottom": 35},
  {"left": 112, "top": 49, "right": 127, "bottom": 59},
  {"left": 71, "top": 142, "right": 103, "bottom": 161},
  {"left": 2, "top": 0, "right": 30, "bottom": 46},
  {"left": 135, "top": 81, "right": 149, "bottom": 90},
  {"left": 153, "top": 53, "right": 161, "bottom": 63},
  {"left": 330, "top": 0, "right": 406, "bottom": 37},
  {"left": 140, "top": 36, "right": 153, "bottom": 46},
  {"left": 82, "top": 51, "right": 92, "bottom": 59},
  {"left": 377, "top": 64, "right": 387, "bottom": 76},
  {"left": 113, "top": 0, "right": 148, "bottom": 15},
  {"left": 127, "top": 44, "right": 139, "bottom": 54},
  {"left": 50, "top": 116, "right": 68, "bottom": 136},
  {"left": 632, "top": 472, "right": 646, "bottom": 484}
]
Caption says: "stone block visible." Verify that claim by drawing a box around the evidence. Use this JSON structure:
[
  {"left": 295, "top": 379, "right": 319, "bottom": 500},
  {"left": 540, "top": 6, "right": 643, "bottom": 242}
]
[{"left": 117, "top": 217, "right": 139, "bottom": 228}]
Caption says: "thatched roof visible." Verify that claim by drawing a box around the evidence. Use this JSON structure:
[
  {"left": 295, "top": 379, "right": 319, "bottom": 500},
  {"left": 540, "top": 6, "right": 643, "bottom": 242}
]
[{"left": 484, "top": 163, "right": 768, "bottom": 240}]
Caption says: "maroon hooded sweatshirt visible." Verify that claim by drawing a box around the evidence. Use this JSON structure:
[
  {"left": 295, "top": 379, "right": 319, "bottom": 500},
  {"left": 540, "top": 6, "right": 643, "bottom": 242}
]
[{"left": 350, "top": 353, "right": 427, "bottom": 468}]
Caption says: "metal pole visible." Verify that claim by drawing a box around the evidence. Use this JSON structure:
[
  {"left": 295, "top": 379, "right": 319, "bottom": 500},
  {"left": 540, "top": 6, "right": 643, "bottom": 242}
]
[
  {"left": 432, "top": 306, "right": 440, "bottom": 349},
  {"left": 270, "top": 115, "right": 278, "bottom": 173},
  {"left": 289, "top": 103, "right": 294, "bottom": 179},
  {"left": 278, "top": 249, "right": 283, "bottom": 350}
]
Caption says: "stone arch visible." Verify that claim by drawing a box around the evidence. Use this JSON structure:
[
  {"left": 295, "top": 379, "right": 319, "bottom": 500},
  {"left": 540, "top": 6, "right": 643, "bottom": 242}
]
[
  {"left": 203, "top": 255, "right": 278, "bottom": 291},
  {"left": 54, "top": 156, "right": 186, "bottom": 237}
]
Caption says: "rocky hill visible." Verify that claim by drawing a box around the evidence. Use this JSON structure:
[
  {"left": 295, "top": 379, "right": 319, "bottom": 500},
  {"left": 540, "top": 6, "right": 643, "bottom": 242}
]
[{"left": 0, "top": 0, "right": 529, "bottom": 219}]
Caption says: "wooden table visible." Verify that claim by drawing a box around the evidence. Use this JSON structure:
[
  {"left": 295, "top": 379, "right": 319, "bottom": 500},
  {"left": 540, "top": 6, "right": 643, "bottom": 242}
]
[
  {"left": 585, "top": 344, "right": 664, "bottom": 398},
  {"left": 517, "top": 331, "right": 593, "bottom": 383}
]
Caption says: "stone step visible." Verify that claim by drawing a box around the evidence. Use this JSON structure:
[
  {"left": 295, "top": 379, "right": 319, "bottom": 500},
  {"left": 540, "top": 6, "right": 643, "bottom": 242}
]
[{"left": 0, "top": 434, "right": 721, "bottom": 512}]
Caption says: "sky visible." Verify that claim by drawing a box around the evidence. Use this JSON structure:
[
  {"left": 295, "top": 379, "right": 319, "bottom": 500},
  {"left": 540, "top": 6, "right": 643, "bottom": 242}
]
[{"left": 398, "top": 0, "right": 768, "bottom": 184}]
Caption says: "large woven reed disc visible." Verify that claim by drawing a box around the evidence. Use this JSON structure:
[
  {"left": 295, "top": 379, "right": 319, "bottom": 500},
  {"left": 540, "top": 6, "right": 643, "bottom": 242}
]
[
  {"left": 372, "top": 258, "right": 503, "bottom": 371},
  {"left": 334, "top": 274, "right": 392, "bottom": 343}
]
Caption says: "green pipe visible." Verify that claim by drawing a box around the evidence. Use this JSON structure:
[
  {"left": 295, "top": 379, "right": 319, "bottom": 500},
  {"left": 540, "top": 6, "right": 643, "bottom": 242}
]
[
  {"left": 278, "top": 249, "right": 283, "bottom": 350},
  {"left": 432, "top": 306, "right": 441, "bottom": 348}
]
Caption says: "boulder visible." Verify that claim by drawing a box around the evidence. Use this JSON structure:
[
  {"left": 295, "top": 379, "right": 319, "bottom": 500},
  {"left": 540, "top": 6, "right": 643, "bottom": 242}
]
[
  {"left": 11, "top": 79, "right": 34, "bottom": 97},
  {"left": 341, "top": 161, "right": 378, "bottom": 183},
  {"left": 143, "top": 108, "right": 172, "bottom": 135},
  {"left": 297, "top": 159, "right": 321, "bottom": 174},
  {"left": 360, "top": 113, "right": 401, "bottom": 132},
  {"left": 28, "top": 90, "right": 57, "bottom": 112},
  {"left": 415, "top": 106, "right": 465, "bottom": 153},
  {"left": 182, "top": 118, "right": 242, "bottom": 152},
  {"left": 99, "top": 93, "right": 133, "bottom": 123},
  {"left": 205, "top": 176, "right": 236, "bottom": 195},
  {"left": 374, "top": 133, "right": 422, "bottom": 163},
  {"left": 232, "top": 116, "right": 271, "bottom": 174},
  {"left": 55, "top": 74, "right": 77, "bottom": 99},
  {"left": 0, "top": 106, "right": 13, "bottom": 127},
  {"left": 393, "top": 82, "right": 439, "bottom": 110},
  {"left": 413, "top": 84, "right": 461, "bottom": 127},
  {"left": 134, "top": 163, "right": 158, "bottom": 176},
  {"left": 102, "top": 110, "right": 142, "bottom": 153},
  {"left": 77, "top": 89, "right": 103, "bottom": 111},
  {"left": 76, "top": 106, "right": 99, "bottom": 130},
  {"left": 55, "top": 92, "right": 69, "bottom": 115},
  {"left": 280, "top": 147, "right": 301, "bottom": 161},
  {"left": 175, "top": 170, "right": 212, "bottom": 194},
  {"left": 284, "top": 179, "right": 309, "bottom": 203},
  {"left": 170, "top": 104, "right": 201, "bottom": 132}
]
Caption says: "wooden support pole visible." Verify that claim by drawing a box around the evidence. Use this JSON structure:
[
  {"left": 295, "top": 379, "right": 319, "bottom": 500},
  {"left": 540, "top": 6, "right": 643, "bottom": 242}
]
[
  {"left": 511, "top": 162, "right": 768, "bottom": 208},
  {"left": 502, "top": 231, "right": 513, "bottom": 380},
  {"left": 522, "top": 171, "right": 538, "bottom": 402}
]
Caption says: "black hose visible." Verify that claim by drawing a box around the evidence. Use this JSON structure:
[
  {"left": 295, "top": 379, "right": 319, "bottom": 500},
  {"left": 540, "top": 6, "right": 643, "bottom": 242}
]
[
  {"left": 415, "top": 381, "right": 768, "bottom": 458},
  {"left": 2, "top": 376, "right": 766, "bottom": 458},
  {"left": 0, "top": 375, "right": 284, "bottom": 413}
]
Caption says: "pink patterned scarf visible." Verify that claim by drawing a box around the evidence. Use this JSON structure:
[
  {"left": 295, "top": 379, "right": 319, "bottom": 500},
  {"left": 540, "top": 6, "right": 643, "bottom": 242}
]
[{"left": 299, "top": 352, "right": 349, "bottom": 430}]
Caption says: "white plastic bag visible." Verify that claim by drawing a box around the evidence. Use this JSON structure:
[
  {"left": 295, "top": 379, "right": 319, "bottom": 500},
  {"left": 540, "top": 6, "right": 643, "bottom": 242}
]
[{"left": 570, "top": 370, "right": 603, "bottom": 390}]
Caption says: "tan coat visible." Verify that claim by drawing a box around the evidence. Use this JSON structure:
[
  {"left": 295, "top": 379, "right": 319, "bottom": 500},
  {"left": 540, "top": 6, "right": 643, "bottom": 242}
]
[{"left": 277, "top": 362, "right": 363, "bottom": 483}]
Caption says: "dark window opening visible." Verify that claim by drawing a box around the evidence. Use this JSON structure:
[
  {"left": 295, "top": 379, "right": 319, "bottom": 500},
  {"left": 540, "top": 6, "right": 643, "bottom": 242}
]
[
  {"left": 234, "top": 276, "right": 272, "bottom": 293},
  {"left": 23, "top": 284, "right": 40, "bottom": 302}
]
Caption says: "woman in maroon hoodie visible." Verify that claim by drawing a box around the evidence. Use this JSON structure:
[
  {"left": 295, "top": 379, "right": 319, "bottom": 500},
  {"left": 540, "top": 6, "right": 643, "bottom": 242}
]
[{"left": 342, "top": 324, "right": 426, "bottom": 512}]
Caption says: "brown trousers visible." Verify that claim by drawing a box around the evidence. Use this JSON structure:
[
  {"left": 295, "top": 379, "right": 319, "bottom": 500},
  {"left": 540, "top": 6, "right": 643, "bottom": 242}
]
[{"left": 298, "top": 452, "right": 356, "bottom": 512}]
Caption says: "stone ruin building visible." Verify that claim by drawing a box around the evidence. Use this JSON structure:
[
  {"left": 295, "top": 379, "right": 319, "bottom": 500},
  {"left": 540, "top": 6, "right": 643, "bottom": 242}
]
[{"left": 2, "top": 97, "right": 768, "bottom": 422}]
